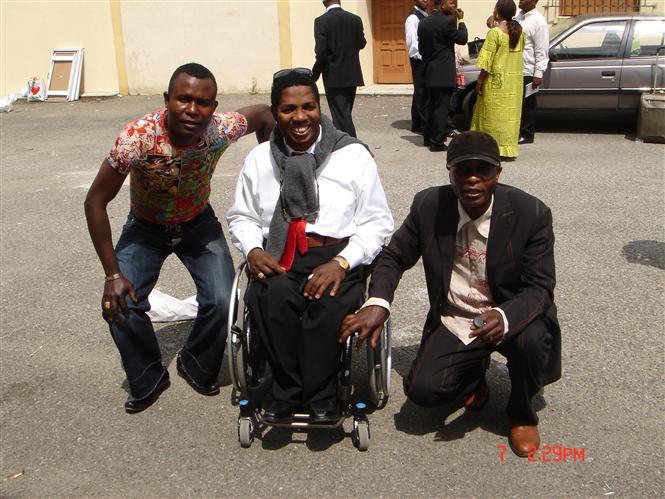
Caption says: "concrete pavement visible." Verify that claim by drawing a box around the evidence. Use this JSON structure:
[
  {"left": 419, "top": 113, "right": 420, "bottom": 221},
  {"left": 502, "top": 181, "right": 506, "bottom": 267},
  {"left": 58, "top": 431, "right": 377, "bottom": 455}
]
[{"left": 0, "top": 94, "right": 663, "bottom": 497}]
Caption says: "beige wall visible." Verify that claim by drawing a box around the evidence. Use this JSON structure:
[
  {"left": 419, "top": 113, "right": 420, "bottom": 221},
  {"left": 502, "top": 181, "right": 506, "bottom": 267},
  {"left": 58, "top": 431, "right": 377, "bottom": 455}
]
[
  {"left": 118, "top": 1, "right": 282, "bottom": 95},
  {"left": 3, "top": 0, "right": 662, "bottom": 97},
  {"left": 0, "top": 1, "right": 119, "bottom": 96}
]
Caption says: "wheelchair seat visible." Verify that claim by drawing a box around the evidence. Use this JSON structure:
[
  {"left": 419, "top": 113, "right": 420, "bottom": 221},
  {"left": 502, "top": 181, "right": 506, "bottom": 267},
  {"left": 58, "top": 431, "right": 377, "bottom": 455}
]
[{"left": 226, "top": 260, "right": 392, "bottom": 451}]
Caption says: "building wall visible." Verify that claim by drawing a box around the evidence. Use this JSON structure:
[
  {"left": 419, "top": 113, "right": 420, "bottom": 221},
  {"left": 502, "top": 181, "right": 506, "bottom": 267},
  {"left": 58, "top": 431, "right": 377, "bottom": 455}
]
[
  {"left": 2, "top": 0, "right": 662, "bottom": 96},
  {"left": 0, "top": 1, "right": 119, "bottom": 96},
  {"left": 118, "top": 1, "right": 282, "bottom": 95}
]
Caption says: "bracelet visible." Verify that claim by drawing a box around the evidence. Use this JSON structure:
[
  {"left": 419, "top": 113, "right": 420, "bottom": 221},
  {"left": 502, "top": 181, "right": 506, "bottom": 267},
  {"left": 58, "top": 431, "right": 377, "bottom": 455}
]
[{"left": 105, "top": 273, "right": 122, "bottom": 282}]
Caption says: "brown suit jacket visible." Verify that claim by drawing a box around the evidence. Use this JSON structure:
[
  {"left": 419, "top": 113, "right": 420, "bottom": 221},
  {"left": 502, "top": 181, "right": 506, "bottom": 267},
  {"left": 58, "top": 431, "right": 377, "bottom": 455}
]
[{"left": 369, "top": 183, "right": 561, "bottom": 384}]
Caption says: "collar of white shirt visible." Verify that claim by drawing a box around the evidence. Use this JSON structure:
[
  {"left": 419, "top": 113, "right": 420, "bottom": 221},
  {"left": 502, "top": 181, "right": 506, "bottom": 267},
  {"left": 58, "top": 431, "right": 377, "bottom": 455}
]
[
  {"left": 326, "top": 4, "right": 342, "bottom": 12},
  {"left": 456, "top": 196, "right": 493, "bottom": 238},
  {"left": 284, "top": 125, "right": 323, "bottom": 156},
  {"left": 414, "top": 6, "right": 428, "bottom": 16}
]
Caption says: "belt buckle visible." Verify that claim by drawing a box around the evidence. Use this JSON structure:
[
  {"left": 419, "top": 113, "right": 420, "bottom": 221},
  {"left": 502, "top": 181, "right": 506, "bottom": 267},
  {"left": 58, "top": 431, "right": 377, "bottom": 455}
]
[{"left": 165, "top": 222, "right": 182, "bottom": 234}]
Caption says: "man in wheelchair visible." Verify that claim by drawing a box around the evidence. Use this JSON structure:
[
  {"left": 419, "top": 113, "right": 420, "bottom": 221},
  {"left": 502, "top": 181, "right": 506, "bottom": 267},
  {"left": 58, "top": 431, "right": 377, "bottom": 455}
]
[{"left": 227, "top": 69, "right": 393, "bottom": 424}]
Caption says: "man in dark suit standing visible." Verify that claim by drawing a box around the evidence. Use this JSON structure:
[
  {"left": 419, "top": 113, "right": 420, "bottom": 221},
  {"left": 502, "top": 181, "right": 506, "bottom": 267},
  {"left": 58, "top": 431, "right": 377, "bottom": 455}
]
[
  {"left": 340, "top": 131, "right": 561, "bottom": 457},
  {"left": 417, "top": 0, "right": 467, "bottom": 151},
  {"left": 312, "top": 0, "right": 366, "bottom": 138},
  {"left": 405, "top": 0, "right": 429, "bottom": 134}
]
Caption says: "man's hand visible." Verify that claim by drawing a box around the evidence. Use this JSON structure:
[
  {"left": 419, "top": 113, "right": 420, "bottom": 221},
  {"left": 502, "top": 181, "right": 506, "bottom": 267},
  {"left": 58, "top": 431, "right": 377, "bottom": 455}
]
[
  {"left": 532, "top": 76, "right": 543, "bottom": 89},
  {"left": 339, "top": 306, "right": 388, "bottom": 349},
  {"left": 102, "top": 276, "right": 137, "bottom": 323},
  {"left": 303, "top": 260, "right": 346, "bottom": 300},
  {"left": 468, "top": 310, "right": 505, "bottom": 345},
  {"left": 456, "top": 8, "right": 464, "bottom": 20},
  {"left": 247, "top": 248, "right": 285, "bottom": 280}
]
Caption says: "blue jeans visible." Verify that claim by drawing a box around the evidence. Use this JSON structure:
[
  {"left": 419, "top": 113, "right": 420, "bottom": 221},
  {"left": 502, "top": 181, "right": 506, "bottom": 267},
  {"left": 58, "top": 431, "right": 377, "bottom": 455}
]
[{"left": 109, "top": 205, "right": 233, "bottom": 399}]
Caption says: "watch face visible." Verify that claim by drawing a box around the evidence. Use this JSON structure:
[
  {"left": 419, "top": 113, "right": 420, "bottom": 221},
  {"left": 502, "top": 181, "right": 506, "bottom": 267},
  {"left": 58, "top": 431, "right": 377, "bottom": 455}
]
[{"left": 335, "top": 256, "right": 349, "bottom": 269}]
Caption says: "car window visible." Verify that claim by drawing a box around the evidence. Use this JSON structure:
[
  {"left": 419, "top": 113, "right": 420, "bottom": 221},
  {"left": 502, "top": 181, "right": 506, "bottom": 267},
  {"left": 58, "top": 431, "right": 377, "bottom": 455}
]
[
  {"left": 551, "top": 21, "right": 627, "bottom": 60},
  {"left": 629, "top": 20, "right": 665, "bottom": 57},
  {"left": 549, "top": 17, "right": 577, "bottom": 40}
]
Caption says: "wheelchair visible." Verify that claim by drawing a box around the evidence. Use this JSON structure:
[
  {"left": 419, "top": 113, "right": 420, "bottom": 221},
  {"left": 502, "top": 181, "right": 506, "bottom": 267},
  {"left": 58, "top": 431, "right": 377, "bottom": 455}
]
[{"left": 226, "top": 261, "right": 392, "bottom": 451}]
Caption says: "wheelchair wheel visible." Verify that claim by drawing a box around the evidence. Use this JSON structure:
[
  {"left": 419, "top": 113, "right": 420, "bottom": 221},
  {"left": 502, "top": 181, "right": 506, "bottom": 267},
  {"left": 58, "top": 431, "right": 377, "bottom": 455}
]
[
  {"left": 227, "top": 262, "right": 250, "bottom": 396},
  {"left": 238, "top": 417, "right": 254, "bottom": 448},
  {"left": 352, "top": 418, "right": 370, "bottom": 451},
  {"left": 367, "top": 318, "right": 392, "bottom": 408}
]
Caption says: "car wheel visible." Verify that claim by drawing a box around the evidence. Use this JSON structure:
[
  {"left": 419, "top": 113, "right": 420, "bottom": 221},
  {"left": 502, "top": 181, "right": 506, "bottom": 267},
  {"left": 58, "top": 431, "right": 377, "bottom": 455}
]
[{"left": 457, "top": 89, "right": 478, "bottom": 132}]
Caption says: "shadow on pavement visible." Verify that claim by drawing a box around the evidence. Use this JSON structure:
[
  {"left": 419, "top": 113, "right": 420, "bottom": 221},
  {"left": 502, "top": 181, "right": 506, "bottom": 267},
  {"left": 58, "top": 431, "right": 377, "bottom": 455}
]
[
  {"left": 537, "top": 110, "right": 637, "bottom": 140},
  {"left": 622, "top": 240, "right": 665, "bottom": 270},
  {"left": 391, "top": 345, "right": 548, "bottom": 440}
]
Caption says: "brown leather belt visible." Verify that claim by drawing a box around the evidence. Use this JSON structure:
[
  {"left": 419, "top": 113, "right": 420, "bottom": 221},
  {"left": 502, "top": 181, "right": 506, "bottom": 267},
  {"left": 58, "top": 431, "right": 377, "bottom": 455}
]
[{"left": 305, "top": 234, "right": 348, "bottom": 248}]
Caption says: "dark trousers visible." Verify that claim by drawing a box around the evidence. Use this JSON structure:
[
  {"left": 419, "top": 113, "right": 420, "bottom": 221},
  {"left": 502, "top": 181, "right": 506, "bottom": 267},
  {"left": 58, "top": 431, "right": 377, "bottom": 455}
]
[
  {"left": 409, "top": 58, "right": 428, "bottom": 132},
  {"left": 110, "top": 206, "right": 234, "bottom": 399},
  {"left": 424, "top": 86, "right": 455, "bottom": 148},
  {"left": 323, "top": 84, "right": 358, "bottom": 137},
  {"left": 403, "top": 319, "right": 553, "bottom": 424},
  {"left": 246, "top": 242, "right": 364, "bottom": 405},
  {"left": 520, "top": 75, "right": 537, "bottom": 142}
]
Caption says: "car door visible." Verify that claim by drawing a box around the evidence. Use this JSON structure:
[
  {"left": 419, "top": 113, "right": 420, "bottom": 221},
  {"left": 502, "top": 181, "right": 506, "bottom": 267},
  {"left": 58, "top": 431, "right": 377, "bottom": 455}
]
[
  {"left": 618, "top": 18, "right": 665, "bottom": 109},
  {"left": 539, "top": 19, "right": 629, "bottom": 109}
]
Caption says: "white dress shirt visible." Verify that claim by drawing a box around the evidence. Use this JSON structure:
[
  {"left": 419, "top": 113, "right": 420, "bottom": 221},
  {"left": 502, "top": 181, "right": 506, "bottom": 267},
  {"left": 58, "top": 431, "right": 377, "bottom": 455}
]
[
  {"left": 227, "top": 132, "right": 394, "bottom": 270},
  {"left": 516, "top": 8, "right": 550, "bottom": 78},
  {"left": 405, "top": 7, "right": 428, "bottom": 59}
]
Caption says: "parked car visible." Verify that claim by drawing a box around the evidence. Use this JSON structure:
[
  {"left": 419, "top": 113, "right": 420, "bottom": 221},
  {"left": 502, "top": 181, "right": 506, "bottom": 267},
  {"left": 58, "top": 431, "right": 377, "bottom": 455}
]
[{"left": 455, "top": 13, "right": 665, "bottom": 129}]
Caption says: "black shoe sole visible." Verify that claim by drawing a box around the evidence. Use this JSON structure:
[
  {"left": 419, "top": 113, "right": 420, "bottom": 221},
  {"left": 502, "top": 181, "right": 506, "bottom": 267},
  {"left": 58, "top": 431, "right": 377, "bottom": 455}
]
[
  {"left": 176, "top": 360, "right": 220, "bottom": 396},
  {"left": 125, "top": 377, "right": 170, "bottom": 414}
]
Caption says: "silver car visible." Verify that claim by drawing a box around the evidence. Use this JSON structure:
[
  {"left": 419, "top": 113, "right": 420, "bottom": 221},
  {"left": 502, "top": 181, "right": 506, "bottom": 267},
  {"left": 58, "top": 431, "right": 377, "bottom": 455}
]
[{"left": 456, "top": 14, "right": 665, "bottom": 129}]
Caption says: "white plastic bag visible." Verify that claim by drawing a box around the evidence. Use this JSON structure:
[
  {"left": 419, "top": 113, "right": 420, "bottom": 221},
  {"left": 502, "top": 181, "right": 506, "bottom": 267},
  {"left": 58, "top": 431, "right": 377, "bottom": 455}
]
[
  {"left": 147, "top": 289, "right": 198, "bottom": 322},
  {"left": 0, "top": 95, "right": 17, "bottom": 112},
  {"left": 27, "top": 77, "right": 46, "bottom": 102}
]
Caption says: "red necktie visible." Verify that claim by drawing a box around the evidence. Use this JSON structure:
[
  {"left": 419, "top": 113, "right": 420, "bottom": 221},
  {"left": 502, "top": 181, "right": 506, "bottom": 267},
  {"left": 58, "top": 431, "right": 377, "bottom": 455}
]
[{"left": 279, "top": 218, "right": 308, "bottom": 271}]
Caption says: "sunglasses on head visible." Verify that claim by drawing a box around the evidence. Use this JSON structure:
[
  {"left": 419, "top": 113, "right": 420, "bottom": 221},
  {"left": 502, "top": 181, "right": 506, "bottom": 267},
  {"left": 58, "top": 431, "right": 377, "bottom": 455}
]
[{"left": 273, "top": 67, "right": 314, "bottom": 81}]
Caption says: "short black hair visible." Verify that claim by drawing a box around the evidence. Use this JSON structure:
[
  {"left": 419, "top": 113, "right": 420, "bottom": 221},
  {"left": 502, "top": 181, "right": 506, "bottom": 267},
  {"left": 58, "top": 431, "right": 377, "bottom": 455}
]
[
  {"left": 167, "top": 63, "right": 217, "bottom": 96},
  {"left": 270, "top": 71, "right": 320, "bottom": 109}
]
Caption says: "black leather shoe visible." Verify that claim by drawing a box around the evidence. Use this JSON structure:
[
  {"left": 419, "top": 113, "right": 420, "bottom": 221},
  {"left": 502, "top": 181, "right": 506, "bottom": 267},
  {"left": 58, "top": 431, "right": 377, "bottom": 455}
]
[
  {"left": 176, "top": 355, "right": 219, "bottom": 396},
  {"left": 309, "top": 397, "right": 340, "bottom": 424},
  {"left": 428, "top": 144, "right": 448, "bottom": 152},
  {"left": 124, "top": 373, "right": 170, "bottom": 414},
  {"left": 263, "top": 400, "right": 297, "bottom": 424},
  {"left": 518, "top": 136, "right": 534, "bottom": 145}
]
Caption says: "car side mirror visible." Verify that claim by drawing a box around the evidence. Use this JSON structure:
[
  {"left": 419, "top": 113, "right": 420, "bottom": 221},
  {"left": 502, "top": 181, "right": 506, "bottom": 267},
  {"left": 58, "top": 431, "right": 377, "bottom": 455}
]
[{"left": 549, "top": 50, "right": 558, "bottom": 62}]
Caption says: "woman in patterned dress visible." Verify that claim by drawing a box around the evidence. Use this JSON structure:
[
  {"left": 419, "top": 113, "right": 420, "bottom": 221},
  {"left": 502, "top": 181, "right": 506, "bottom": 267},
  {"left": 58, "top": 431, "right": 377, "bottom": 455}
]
[{"left": 471, "top": 0, "right": 525, "bottom": 158}]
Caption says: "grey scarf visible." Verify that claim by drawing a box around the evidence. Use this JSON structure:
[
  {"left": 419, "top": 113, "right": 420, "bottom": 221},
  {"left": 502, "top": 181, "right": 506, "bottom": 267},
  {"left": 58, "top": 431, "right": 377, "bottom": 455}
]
[{"left": 266, "top": 114, "right": 370, "bottom": 261}]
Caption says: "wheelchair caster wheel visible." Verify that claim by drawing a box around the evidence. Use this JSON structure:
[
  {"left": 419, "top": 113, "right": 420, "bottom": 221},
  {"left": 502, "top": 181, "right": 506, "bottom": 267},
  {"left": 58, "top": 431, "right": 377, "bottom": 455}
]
[
  {"left": 238, "top": 417, "right": 254, "bottom": 448},
  {"left": 352, "top": 418, "right": 370, "bottom": 451}
]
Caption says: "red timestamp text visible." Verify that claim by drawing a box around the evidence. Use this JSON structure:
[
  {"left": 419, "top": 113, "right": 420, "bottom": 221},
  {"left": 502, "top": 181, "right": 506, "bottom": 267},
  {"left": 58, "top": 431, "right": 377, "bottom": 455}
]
[{"left": 496, "top": 445, "right": 586, "bottom": 462}]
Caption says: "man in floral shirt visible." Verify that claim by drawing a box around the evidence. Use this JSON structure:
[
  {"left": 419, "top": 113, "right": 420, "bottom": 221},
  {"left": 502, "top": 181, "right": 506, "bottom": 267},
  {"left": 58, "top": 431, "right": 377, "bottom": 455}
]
[{"left": 84, "top": 63, "right": 274, "bottom": 413}]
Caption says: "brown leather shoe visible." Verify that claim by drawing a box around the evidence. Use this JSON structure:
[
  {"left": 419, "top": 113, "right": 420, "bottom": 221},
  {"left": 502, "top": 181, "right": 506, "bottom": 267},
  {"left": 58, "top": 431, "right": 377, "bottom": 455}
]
[
  {"left": 464, "top": 378, "right": 489, "bottom": 411},
  {"left": 509, "top": 423, "right": 541, "bottom": 457}
]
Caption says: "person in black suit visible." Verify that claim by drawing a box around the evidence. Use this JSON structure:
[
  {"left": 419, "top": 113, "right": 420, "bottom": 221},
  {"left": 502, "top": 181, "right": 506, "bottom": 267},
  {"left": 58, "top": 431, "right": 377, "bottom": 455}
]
[
  {"left": 405, "top": 0, "right": 430, "bottom": 134},
  {"left": 340, "top": 131, "right": 561, "bottom": 457},
  {"left": 417, "top": 0, "right": 468, "bottom": 151},
  {"left": 312, "top": 0, "right": 366, "bottom": 138}
]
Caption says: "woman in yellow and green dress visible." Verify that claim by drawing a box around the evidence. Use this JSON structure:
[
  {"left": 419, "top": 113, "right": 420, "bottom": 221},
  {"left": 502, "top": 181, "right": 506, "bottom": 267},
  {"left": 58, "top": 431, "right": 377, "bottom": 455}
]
[{"left": 471, "top": 0, "right": 525, "bottom": 159}]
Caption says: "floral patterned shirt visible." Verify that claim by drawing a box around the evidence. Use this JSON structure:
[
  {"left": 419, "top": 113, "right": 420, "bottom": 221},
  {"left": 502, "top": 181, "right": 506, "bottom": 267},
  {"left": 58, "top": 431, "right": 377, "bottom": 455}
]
[{"left": 107, "top": 109, "right": 247, "bottom": 223}]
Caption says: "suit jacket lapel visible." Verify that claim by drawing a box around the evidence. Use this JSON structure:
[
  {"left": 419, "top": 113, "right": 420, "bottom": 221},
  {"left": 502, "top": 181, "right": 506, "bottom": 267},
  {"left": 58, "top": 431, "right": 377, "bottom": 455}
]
[
  {"left": 486, "top": 185, "right": 514, "bottom": 286},
  {"left": 435, "top": 188, "right": 458, "bottom": 300}
]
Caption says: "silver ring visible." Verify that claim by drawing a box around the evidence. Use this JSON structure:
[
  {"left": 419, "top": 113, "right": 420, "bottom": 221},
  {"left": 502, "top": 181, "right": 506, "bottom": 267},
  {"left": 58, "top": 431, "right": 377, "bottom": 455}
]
[
  {"left": 257, "top": 272, "right": 266, "bottom": 280},
  {"left": 307, "top": 273, "right": 314, "bottom": 280}
]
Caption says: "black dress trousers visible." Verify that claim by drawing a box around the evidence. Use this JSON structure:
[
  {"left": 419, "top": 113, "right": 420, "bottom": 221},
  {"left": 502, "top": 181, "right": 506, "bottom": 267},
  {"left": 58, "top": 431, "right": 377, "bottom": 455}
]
[{"left": 246, "top": 242, "right": 364, "bottom": 406}]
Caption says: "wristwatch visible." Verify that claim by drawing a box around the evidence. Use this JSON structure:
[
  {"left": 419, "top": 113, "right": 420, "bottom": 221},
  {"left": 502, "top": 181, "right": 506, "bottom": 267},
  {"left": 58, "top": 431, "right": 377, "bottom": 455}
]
[{"left": 332, "top": 256, "right": 350, "bottom": 271}]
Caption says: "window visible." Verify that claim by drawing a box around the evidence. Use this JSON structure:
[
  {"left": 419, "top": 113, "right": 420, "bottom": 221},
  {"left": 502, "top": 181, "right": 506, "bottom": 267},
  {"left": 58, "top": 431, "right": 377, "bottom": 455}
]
[
  {"left": 551, "top": 21, "right": 627, "bottom": 60},
  {"left": 629, "top": 20, "right": 665, "bottom": 57}
]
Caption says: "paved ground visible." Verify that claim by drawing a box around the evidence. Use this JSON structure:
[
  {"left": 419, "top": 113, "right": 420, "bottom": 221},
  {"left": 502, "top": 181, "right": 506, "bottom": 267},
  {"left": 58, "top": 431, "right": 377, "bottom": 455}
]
[{"left": 1, "top": 94, "right": 663, "bottom": 498}]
